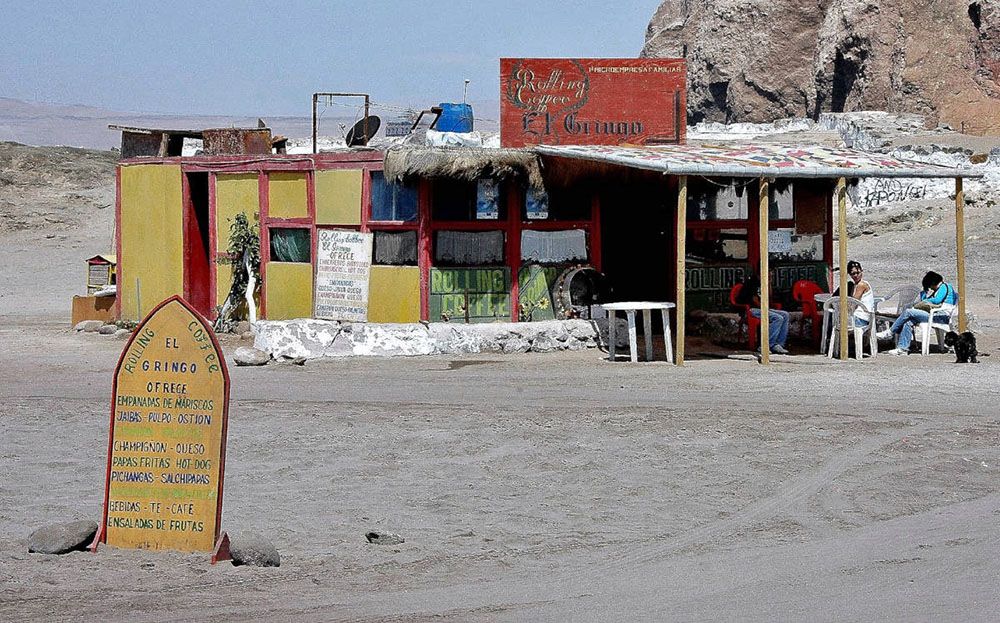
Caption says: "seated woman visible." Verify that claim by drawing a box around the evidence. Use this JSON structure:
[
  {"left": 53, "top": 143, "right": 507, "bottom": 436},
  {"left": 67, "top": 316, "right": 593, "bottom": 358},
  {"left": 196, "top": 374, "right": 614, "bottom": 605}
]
[
  {"left": 845, "top": 260, "right": 874, "bottom": 327},
  {"left": 737, "top": 273, "right": 791, "bottom": 355},
  {"left": 876, "top": 270, "right": 957, "bottom": 355}
]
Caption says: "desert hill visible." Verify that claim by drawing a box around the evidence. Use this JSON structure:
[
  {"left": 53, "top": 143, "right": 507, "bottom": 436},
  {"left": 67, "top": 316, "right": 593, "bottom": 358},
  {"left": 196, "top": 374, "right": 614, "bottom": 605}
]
[{"left": 643, "top": 0, "right": 1000, "bottom": 134}]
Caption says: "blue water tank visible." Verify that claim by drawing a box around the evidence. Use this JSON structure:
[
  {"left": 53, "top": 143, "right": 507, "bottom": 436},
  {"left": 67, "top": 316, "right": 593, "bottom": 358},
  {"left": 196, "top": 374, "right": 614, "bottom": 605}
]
[{"left": 436, "top": 102, "right": 474, "bottom": 133}]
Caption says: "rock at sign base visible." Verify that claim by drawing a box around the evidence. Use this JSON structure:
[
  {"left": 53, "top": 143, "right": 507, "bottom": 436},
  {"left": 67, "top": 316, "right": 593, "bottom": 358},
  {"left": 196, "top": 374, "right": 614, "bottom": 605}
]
[
  {"left": 366, "top": 531, "right": 405, "bottom": 545},
  {"left": 114, "top": 329, "right": 132, "bottom": 340},
  {"left": 28, "top": 520, "right": 98, "bottom": 555},
  {"left": 98, "top": 324, "right": 118, "bottom": 335},
  {"left": 233, "top": 346, "right": 270, "bottom": 366},
  {"left": 74, "top": 320, "right": 104, "bottom": 332},
  {"left": 229, "top": 532, "right": 280, "bottom": 567}
]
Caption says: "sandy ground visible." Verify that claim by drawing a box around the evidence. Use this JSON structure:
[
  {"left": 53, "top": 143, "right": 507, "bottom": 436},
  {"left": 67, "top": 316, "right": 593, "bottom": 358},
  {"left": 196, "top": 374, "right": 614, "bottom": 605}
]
[{"left": 2, "top": 144, "right": 1000, "bottom": 621}]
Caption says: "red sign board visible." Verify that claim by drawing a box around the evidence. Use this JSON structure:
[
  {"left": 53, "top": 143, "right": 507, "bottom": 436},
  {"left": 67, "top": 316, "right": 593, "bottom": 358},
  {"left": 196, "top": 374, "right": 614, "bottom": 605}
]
[{"left": 500, "top": 58, "right": 686, "bottom": 148}]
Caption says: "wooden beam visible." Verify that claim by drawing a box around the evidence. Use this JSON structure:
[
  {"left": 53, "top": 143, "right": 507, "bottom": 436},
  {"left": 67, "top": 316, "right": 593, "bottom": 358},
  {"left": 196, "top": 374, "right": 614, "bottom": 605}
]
[
  {"left": 675, "top": 176, "right": 687, "bottom": 366},
  {"left": 837, "top": 177, "right": 849, "bottom": 361},
  {"left": 956, "top": 177, "right": 967, "bottom": 332},
  {"left": 758, "top": 178, "right": 770, "bottom": 364}
]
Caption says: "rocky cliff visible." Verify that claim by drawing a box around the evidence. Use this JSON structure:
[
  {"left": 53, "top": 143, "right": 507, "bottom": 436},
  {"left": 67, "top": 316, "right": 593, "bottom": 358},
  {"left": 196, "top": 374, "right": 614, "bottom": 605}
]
[{"left": 642, "top": 0, "right": 1000, "bottom": 134}]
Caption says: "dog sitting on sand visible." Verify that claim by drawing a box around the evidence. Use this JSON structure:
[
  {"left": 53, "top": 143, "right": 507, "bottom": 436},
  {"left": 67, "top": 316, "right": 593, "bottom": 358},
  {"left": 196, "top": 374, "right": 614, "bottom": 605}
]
[{"left": 944, "top": 331, "right": 978, "bottom": 363}]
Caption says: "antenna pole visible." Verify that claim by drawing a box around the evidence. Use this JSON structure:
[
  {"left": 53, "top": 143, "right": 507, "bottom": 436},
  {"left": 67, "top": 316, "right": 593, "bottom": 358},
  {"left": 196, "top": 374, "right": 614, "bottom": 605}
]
[{"left": 311, "top": 93, "right": 318, "bottom": 154}]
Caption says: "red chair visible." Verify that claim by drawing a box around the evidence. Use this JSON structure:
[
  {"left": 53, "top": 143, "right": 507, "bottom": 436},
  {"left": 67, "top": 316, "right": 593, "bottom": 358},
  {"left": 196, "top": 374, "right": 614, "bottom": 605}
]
[
  {"left": 730, "top": 283, "right": 760, "bottom": 349},
  {"left": 792, "top": 279, "right": 825, "bottom": 344}
]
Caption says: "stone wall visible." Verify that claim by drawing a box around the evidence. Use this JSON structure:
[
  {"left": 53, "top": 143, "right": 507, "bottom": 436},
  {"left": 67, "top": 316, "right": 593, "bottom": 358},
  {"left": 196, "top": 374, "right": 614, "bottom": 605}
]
[{"left": 253, "top": 319, "right": 627, "bottom": 360}]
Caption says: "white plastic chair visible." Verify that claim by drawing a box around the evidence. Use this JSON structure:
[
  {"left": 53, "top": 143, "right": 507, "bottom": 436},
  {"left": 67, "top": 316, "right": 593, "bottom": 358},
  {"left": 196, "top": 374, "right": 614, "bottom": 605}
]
[
  {"left": 824, "top": 296, "right": 877, "bottom": 359},
  {"left": 916, "top": 304, "right": 959, "bottom": 356},
  {"left": 873, "top": 285, "right": 921, "bottom": 322}
]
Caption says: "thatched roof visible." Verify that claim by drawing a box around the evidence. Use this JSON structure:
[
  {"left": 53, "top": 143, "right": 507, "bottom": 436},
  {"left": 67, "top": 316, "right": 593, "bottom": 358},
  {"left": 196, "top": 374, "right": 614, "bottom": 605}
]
[{"left": 383, "top": 147, "right": 544, "bottom": 189}]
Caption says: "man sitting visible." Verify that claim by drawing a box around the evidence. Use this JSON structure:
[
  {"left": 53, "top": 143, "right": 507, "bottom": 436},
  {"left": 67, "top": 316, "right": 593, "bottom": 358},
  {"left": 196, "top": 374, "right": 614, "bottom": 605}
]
[
  {"left": 876, "top": 270, "right": 957, "bottom": 355},
  {"left": 737, "top": 274, "right": 791, "bottom": 355}
]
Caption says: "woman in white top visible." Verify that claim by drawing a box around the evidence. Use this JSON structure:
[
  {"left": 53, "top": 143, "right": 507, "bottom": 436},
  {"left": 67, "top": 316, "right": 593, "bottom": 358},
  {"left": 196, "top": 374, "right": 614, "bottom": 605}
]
[{"left": 847, "top": 260, "right": 875, "bottom": 325}]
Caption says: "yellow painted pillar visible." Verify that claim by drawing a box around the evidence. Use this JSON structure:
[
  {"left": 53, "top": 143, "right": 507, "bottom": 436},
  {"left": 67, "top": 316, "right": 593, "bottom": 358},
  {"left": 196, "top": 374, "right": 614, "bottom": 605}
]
[
  {"left": 675, "top": 176, "right": 687, "bottom": 366},
  {"left": 837, "top": 177, "right": 849, "bottom": 361},
  {"left": 956, "top": 177, "right": 967, "bottom": 332},
  {"left": 758, "top": 178, "right": 770, "bottom": 364}
]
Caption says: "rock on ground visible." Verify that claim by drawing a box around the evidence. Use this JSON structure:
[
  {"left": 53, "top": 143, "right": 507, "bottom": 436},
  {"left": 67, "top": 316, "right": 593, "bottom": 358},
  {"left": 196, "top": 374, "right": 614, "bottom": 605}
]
[
  {"left": 74, "top": 320, "right": 103, "bottom": 332},
  {"left": 28, "top": 520, "right": 97, "bottom": 554},
  {"left": 229, "top": 532, "right": 280, "bottom": 567},
  {"left": 233, "top": 346, "right": 270, "bottom": 366},
  {"left": 366, "top": 531, "right": 405, "bottom": 546},
  {"left": 98, "top": 324, "right": 117, "bottom": 335}
]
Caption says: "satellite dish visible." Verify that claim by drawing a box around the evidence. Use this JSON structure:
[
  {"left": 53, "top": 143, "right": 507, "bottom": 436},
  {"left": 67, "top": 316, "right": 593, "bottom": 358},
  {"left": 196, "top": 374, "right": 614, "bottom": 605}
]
[{"left": 345, "top": 115, "right": 381, "bottom": 147}]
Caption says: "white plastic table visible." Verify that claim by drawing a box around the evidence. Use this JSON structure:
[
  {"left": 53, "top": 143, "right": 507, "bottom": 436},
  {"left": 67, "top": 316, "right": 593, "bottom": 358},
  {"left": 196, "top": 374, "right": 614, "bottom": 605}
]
[{"left": 601, "top": 302, "right": 676, "bottom": 363}]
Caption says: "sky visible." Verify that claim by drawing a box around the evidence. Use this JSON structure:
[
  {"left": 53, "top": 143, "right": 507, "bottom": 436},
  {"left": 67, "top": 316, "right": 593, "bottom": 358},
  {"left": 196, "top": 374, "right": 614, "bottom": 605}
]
[{"left": 2, "top": 1, "right": 661, "bottom": 120}]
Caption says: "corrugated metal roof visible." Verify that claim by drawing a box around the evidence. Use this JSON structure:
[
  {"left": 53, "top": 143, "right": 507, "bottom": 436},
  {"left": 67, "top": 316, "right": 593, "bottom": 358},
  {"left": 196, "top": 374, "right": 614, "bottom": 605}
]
[{"left": 535, "top": 143, "right": 984, "bottom": 179}]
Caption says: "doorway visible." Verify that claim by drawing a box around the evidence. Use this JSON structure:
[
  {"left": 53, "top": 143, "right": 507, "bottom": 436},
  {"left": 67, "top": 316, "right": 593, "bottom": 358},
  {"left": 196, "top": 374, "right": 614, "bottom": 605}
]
[
  {"left": 600, "top": 176, "right": 676, "bottom": 304},
  {"left": 184, "top": 172, "right": 213, "bottom": 318}
]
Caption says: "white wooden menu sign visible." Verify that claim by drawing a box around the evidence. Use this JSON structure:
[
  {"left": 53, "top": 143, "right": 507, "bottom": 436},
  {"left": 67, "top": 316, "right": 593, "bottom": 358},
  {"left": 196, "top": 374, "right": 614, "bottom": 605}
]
[{"left": 315, "top": 230, "right": 373, "bottom": 322}]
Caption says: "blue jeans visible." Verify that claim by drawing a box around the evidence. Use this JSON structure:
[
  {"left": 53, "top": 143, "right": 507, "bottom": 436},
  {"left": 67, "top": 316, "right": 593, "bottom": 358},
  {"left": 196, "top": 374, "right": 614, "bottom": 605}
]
[
  {"left": 751, "top": 308, "right": 790, "bottom": 348},
  {"left": 891, "top": 308, "right": 950, "bottom": 350}
]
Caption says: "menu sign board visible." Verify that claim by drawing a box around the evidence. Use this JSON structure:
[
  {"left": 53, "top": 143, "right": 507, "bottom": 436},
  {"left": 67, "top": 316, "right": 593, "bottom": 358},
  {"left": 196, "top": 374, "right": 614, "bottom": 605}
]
[
  {"left": 500, "top": 58, "right": 686, "bottom": 148},
  {"left": 98, "top": 296, "right": 229, "bottom": 553},
  {"left": 315, "top": 229, "right": 373, "bottom": 322}
]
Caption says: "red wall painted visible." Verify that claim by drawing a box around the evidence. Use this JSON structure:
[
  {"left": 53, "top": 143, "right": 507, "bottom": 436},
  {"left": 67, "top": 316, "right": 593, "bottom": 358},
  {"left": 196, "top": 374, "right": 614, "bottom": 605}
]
[{"left": 500, "top": 58, "right": 686, "bottom": 148}]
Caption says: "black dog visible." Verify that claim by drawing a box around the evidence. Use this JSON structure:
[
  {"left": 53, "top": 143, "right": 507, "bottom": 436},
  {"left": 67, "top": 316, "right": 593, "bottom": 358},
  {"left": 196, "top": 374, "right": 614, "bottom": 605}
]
[{"left": 944, "top": 331, "right": 978, "bottom": 363}]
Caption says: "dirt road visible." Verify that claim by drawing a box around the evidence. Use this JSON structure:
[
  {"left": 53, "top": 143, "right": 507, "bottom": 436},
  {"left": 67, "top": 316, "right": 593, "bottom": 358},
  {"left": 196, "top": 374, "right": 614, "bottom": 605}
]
[
  {"left": 2, "top": 321, "right": 999, "bottom": 621},
  {"left": 3, "top": 142, "right": 1000, "bottom": 620}
]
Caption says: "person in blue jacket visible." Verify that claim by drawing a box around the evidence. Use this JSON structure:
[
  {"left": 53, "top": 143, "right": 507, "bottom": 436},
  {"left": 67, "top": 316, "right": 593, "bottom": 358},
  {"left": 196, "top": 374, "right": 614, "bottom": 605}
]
[{"left": 877, "top": 270, "right": 958, "bottom": 355}]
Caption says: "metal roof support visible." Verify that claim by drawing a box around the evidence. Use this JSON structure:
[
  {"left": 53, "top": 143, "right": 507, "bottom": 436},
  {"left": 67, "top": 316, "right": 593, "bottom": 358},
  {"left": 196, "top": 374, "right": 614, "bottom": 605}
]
[
  {"left": 675, "top": 176, "right": 687, "bottom": 366},
  {"left": 758, "top": 177, "right": 770, "bottom": 364},
  {"left": 956, "top": 177, "right": 967, "bottom": 332},
  {"left": 837, "top": 177, "right": 849, "bottom": 361}
]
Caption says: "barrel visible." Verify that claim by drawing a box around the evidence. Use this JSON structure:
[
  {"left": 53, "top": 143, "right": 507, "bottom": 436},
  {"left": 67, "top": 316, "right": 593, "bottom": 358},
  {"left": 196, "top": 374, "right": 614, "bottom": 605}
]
[{"left": 436, "top": 103, "right": 474, "bottom": 133}]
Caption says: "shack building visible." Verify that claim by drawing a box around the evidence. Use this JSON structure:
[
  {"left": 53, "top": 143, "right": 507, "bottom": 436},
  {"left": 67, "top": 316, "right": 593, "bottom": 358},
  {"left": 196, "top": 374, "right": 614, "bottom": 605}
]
[{"left": 112, "top": 58, "right": 981, "bottom": 363}]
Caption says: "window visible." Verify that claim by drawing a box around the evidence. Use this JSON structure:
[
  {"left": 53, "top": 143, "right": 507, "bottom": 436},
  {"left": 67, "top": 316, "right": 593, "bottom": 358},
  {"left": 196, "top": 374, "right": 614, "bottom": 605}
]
[
  {"left": 520, "top": 229, "right": 588, "bottom": 263},
  {"left": 434, "top": 230, "right": 504, "bottom": 266},
  {"left": 688, "top": 180, "right": 749, "bottom": 221},
  {"left": 432, "top": 179, "right": 505, "bottom": 221},
  {"left": 543, "top": 186, "right": 592, "bottom": 221},
  {"left": 370, "top": 171, "right": 418, "bottom": 222},
  {"left": 686, "top": 228, "right": 748, "bottom": 262},
  {"left": 269, "top": 228, "right": 311, "bottom": 263},
  {"left": 373, "top": 230, "right": 418, "bottom": 266},
  {"left": 769, "top": 181, "right": 794, "bottom": 220},
  {"left": 770, "top": 229, "right": 823, "bottom": 261}
]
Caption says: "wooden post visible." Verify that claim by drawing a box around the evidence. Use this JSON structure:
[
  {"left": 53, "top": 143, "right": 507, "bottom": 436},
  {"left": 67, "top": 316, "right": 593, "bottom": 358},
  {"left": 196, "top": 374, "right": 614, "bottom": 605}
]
[
  {"left": 837, "top": 177, "right": 849, "bottom": 361},
  {"left": 675, "top": 176, "right": 687, "bottom": 366},
  {"left": 955, "top": 177, "right": 967, "bottom": 332},
  {"left": 758, "top": 178, "right": 770, "bottom": 364}
]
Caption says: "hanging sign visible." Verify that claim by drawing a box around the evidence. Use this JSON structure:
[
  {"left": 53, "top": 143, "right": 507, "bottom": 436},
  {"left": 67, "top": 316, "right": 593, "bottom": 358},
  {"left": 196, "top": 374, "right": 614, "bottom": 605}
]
[
  {"left": 315, "top": 229, "right": 373, "bottom": 322},
  {"left": 97, "top": 296, "right": 230, "bottom": 554},
  {"left": 500, "top": 57, "right": 686, "bottom": 148}
]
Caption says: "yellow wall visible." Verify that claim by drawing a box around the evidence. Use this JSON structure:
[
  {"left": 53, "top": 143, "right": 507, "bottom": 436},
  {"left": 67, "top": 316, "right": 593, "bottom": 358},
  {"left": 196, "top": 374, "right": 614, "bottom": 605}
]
[
  {"left": 119, "top": 164, "right": 184, "bottom": 320},
  {"left": 315, "top": 169, "right": 362, "bottom": 225},
  {"left": 215, "top": 173, "right": 260, "bottom": 306},
  {"left": 368, "top": 266, "right": 420, "bottom": 323},
  {"left": 264, "top": 262, "right": 314, "bottom": 320},
  {"left": 268, "top": 172, "right": 308, "bottom": 219}
]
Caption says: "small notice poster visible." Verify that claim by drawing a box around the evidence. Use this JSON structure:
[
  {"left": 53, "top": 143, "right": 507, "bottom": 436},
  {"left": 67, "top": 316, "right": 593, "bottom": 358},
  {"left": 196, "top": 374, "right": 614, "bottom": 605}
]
[
  {"left": 768, "top": 230, "right": 793, "bottom": 253},
  {"left": 315, "top": 229, "right": 373, "bottom": 322},
  {"left": 99, "top": 296, "right": 229, "bottom": 553}
]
